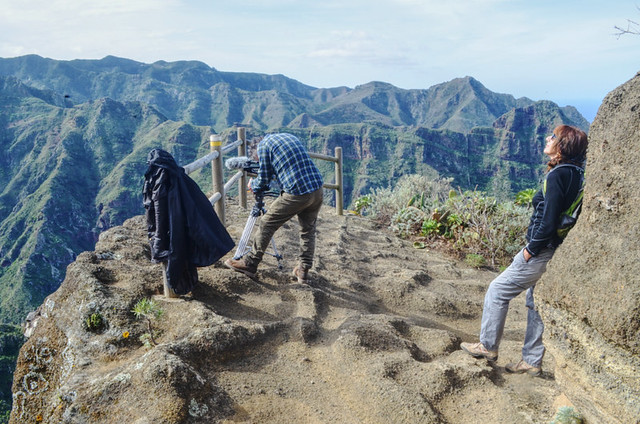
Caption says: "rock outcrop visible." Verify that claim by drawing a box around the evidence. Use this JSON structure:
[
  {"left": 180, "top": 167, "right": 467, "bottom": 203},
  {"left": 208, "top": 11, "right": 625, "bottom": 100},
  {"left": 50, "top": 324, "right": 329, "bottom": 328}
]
[
  {"left": 538, "top": 72, "right": 640, "bottom": 423},
  {"left": 10, "top": 203, "right": 568, "bottom": 423}
]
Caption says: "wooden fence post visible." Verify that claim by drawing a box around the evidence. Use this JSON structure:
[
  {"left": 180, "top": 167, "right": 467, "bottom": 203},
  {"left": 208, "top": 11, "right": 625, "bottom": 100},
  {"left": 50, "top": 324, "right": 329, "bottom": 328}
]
[
  {"left": 335, "top": 146, "right": 343, "bottom": 216},
  {"left": 211, "top": 134, "right": 225, "bottom": 225},
  {"left": 237, "top": 127, "right": 247, "bottom": 209}
]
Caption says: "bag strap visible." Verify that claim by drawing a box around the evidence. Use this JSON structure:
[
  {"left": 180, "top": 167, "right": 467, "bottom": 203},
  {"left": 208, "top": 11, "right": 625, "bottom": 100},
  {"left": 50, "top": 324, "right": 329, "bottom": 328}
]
[{"left": 543, "top": 164, "right": 585, "bottom": 196}]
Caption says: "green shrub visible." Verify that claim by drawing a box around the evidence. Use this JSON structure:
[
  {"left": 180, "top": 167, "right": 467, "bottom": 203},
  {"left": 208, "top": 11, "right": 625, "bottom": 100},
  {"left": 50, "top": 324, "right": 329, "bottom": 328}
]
[
  {"left": 132, "top": 298, "right": 164, "bottom": 347},
  {"left": 549, "top": 406, "right": 583, "bottom": 424},
  {"left": 515, "top": 188, "right": 537, "bottom": 208},
  {"left": 367, "top": 175, "right": 453, "bottom": 226},
  {"left": 408, "top": 192, "right": 430, "bottom": 209},
  {"left": 84, "top": 312, "right": 105, "bottom": 333},
  {"left": 465, "top": 253, "right": 487, "bottom": 268},
  {"left": 352, "top": 195, "right": 372, "bottom": 216},
  {"left": 391, "top": 207, "right": 426, "bottom": 238},
  {"left": 421, "top": 218, "right": 441, "bottom": 237},
  {"left": 360, "top": 174, "right": 533, "bottom": 268},
  {"left": 447, "top": 190, "right": 528, "bottom": 266}
]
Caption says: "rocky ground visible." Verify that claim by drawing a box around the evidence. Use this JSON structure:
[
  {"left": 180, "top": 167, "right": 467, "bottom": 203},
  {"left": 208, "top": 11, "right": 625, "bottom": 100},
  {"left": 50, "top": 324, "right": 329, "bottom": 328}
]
[{"left": 11, "top": 200, "right": 574, "bottom": 423}]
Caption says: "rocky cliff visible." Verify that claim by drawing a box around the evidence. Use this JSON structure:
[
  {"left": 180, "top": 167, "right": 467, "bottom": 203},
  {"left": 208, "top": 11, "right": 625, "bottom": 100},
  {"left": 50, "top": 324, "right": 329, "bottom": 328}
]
[
  {"left": 538, "top": 72, "right": 640, "bottom": 423},
  {"left": 10, "top": 203, "right": 571, "bottom": 423}
]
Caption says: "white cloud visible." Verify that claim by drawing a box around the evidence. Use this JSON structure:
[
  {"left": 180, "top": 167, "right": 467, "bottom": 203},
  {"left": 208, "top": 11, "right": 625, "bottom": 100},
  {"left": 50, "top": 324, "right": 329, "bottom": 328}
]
[
  {"left": 0, "top": 0, "right": 188, "bottom": 61},
  {"left": 2, "top": 0, "right": 179, "bottom": 25},
  {"left": 309, "top": 31, "right": 393, "bottom": 59}
]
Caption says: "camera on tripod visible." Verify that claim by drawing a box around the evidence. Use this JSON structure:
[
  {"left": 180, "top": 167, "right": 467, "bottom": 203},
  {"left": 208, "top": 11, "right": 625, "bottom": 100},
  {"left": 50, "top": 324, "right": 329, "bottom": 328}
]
[{"left": 225, "top": 156, "right": 283, "bottom": 268}]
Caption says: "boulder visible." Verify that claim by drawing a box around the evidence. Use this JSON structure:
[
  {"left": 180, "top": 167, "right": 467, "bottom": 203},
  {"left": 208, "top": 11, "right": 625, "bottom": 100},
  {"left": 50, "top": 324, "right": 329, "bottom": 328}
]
[{"left": 538, "top": 71, "right": 640, "bottom": 423}]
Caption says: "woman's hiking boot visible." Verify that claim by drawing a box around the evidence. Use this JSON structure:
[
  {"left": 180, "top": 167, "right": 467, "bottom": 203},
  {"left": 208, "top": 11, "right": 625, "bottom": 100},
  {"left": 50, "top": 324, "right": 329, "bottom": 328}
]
[
  {"left": 505, "top": 359, "right": 541, "bottom": 376},
  {"left": 460, "top": 342, "right": 498, "bottom": 362}
]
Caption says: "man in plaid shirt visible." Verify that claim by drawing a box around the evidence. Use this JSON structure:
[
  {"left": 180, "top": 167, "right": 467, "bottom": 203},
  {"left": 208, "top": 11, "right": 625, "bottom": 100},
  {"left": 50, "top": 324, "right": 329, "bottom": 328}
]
[{"left": 225, "top": 133, "right": 324, "bottom": 283}]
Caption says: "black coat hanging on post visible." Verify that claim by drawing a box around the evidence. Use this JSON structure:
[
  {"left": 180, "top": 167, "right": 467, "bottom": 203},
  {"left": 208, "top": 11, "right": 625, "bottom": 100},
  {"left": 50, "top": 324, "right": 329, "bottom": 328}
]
[{"left": 143, "top": 149, "right": 235, "bottom": 294}]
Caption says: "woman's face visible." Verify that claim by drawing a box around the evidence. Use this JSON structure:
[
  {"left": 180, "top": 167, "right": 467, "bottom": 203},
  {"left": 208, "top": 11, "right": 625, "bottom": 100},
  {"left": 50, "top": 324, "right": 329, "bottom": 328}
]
[{"left": 544, "top": 133, "right": 559, "bottom": 158}]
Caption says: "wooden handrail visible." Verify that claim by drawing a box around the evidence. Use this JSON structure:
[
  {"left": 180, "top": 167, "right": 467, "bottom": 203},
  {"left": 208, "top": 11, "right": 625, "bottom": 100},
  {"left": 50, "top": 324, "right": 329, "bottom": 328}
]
[
  {"left": 182, "top": 129, "right": 344, "bottom": 219},
  {"left": 181, "top": 139, "right": 242, "bottom": 174},
  {"left": 309, "top": 152, "right": 339, "bottom": 162}
]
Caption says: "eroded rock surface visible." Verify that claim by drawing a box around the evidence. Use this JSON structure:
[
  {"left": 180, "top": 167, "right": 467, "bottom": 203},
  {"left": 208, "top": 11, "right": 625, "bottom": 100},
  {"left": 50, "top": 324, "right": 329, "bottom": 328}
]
[{"left": 538, "top": 72, "right": 640, "bottom": 424}]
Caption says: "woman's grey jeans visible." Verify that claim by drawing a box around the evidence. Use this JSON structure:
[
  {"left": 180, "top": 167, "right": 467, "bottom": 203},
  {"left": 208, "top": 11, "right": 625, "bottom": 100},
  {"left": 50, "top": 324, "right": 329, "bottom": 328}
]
[{"left": 480, "top": 247, "right": 554, "bottom": 367}]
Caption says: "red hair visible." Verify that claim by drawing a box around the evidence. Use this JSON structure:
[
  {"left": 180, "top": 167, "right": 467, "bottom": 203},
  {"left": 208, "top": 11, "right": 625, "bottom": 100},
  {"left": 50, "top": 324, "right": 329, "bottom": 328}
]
[{"left": 547, "top": 125, "right": 588, "bottom": 170}]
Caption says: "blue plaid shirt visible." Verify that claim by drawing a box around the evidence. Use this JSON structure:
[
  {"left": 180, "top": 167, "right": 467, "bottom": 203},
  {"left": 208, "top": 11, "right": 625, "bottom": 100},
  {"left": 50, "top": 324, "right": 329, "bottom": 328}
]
[{"left": 251, "top": 133, "right": 323, "bottom": 196}]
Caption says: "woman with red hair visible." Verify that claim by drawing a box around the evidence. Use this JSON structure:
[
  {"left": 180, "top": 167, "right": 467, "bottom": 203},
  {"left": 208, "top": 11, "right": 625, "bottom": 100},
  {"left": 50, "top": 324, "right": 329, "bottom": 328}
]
[{"left": 461, "top": 125, "right": 588, "bottom": 375}]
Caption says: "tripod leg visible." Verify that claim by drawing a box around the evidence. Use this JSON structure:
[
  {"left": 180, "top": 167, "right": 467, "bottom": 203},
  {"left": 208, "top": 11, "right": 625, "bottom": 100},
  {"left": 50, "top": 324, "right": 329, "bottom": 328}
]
[
  {"left": 270, "top": 238, "right": 284, "bottom": 270},
  {"left": 233, "top": 215, "right": 258, "bottom": 259}
]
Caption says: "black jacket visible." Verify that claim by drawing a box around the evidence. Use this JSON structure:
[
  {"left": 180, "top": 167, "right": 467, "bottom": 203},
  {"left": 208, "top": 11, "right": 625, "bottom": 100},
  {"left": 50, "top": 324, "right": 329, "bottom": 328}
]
[
  {"left": 525, "top": 164, "right": 584, "bottom": 256},
  {"left": 143, "top": 149, "right": 234, "bottom": 294}
]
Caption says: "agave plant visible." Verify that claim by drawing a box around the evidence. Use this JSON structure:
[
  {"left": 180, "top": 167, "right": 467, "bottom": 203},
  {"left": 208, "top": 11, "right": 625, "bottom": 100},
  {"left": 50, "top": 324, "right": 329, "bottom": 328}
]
[{"left": 514, "top": 188, "right": 537, "bottom": 208}]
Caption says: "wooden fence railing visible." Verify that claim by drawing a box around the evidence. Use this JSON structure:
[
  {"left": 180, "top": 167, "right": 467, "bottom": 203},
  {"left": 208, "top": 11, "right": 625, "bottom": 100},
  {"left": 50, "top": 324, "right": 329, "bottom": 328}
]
[
  {"left": 182, "top": 127, "right": 343, "bottom": 222},
  {"left": 163, "top": 127, "right": 343, "bottom": 297}
]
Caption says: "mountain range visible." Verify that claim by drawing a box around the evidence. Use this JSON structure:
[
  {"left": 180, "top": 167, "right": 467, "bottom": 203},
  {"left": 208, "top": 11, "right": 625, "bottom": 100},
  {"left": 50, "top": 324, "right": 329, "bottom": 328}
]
[
  {"left": 0, "top": 55, "right": 588, "bottom": 132},
  {"left": 0, "top": 54, "right": 588, "bottom": 417}
]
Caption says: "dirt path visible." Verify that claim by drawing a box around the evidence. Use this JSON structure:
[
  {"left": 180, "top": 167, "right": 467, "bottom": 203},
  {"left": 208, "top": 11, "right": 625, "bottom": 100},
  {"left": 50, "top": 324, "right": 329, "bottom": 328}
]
[
  {"left": 195, "top": 201, "right": 567, "bottom": 423},
  {"left": 11, "top": 198, "right": 575, "bottom": 423}
]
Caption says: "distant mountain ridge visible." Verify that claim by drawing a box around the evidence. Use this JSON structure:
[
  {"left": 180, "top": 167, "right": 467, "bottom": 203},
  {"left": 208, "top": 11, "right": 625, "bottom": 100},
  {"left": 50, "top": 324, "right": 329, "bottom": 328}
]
[{"left": 0, "top": 55, "right": 588, "bottom": 133}]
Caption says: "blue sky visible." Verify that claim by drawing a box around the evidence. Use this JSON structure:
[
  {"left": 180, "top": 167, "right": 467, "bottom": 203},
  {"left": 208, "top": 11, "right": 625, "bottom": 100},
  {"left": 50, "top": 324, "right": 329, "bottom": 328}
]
[{"left": 1, "top": 0, "right": 639, "bottom": 122}]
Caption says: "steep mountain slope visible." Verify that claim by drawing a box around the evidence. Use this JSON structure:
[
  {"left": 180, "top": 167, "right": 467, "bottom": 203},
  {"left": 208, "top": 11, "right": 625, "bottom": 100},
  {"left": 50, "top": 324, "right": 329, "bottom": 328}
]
[{"left": 0, "top": 77, "right": 214, "bottom": 327}]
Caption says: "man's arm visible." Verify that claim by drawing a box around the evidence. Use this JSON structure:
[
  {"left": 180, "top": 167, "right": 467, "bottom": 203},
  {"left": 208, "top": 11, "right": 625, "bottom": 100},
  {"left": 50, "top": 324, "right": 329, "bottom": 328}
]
[{"left": 250, "top": 143, "right": 273, "bottom": 194}]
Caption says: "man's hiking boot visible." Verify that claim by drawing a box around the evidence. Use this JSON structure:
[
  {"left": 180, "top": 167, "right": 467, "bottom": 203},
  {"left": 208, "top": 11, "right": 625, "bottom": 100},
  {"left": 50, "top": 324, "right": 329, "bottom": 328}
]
[
  {"left": 505, "top": 359, "right": 541, "bottom": 376},
  {"left": 292, "top": 265, "right": 310, "bottom": 284},
  {"left": 224, "top": 258, "right": 257, "bottom": 278},
  {"left": 460, "top": 341, "right": 498, "bottom": 362}
]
